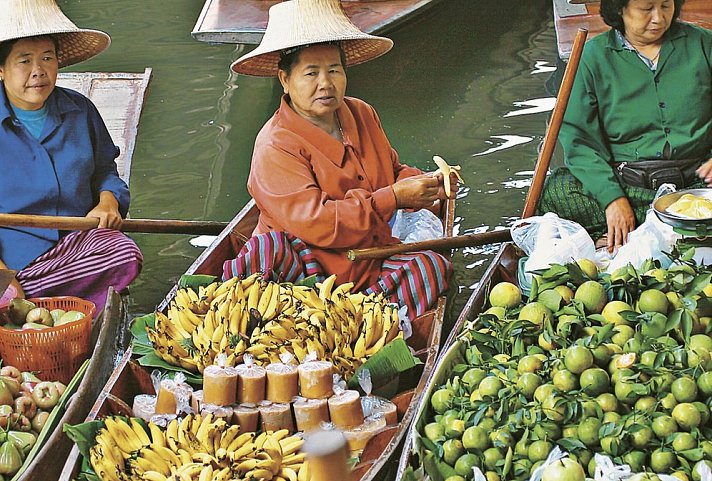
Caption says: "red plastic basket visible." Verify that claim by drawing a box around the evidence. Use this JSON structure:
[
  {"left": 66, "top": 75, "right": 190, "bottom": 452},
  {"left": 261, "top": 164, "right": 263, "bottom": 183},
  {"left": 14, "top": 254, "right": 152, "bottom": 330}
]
[{"left": 0, "top": 297, "right": 96, "bottom": 384}]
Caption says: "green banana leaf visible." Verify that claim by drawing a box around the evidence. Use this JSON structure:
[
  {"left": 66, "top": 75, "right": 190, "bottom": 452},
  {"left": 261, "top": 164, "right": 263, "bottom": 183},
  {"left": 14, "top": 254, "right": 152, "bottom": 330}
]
[
  {"left": 63, "top": 420, "right": 103, "bottom": 459},
  {"left": 178, "top": 274, "right": 217, "bottom": 290},
  {"left": 347, "top": 338, "right": 421, "bottom": 397},
  {"left": 135, "top": 351, "right": 203, "bottom": 385},
  {"left": 10, "top": 360, "right": 89, "bottom": 481}
]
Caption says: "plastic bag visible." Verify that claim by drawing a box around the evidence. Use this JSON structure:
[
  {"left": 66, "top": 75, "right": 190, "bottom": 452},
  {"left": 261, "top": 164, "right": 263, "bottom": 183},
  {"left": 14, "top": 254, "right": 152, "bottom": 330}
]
[
  {"left": 604, "top": 184, "right": 679, "bottom": 273},
  {"left": 603, "top": 209, "right": 678, "bottom": 273},
  {"left": 390, "top": 209, "right": 443, "bottom": 243},
  {"left": 511, "top": 213, "right": 595, "bottom": 284}
]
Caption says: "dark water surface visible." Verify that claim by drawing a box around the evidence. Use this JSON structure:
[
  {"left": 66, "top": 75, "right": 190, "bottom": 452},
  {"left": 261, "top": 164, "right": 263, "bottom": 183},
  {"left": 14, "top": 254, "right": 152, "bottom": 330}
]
[{"left": 60, "top": 0, "right": 558, "bottom": 321}]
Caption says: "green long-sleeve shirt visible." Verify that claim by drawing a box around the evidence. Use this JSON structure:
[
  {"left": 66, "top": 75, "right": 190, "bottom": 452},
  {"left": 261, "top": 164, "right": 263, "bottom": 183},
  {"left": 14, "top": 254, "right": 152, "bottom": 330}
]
[{"left": 560, "top": 22, "right": 712, "bottom": 210}]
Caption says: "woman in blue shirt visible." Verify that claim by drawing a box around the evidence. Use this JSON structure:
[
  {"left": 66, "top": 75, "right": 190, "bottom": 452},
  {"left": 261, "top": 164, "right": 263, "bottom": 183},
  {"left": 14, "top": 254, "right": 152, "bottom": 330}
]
[{"left": 0, "top": 0, "right": 142, "bottom": 311}]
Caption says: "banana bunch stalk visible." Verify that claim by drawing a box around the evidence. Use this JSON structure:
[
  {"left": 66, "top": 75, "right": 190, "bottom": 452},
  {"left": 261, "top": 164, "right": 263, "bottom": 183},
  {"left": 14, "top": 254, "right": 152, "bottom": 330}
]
[
  {"left": 146, "top": 274, "right": 401, "bottom": 378},
  {"left": 90, "top": 414, "right": 305, "bottom": 481}
]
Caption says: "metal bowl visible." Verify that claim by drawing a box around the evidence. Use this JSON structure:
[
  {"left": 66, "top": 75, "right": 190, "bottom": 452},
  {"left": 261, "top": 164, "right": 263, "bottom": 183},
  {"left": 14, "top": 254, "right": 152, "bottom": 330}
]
[{"left": 653, "top": 188, "right": 712, "bottom": 230}]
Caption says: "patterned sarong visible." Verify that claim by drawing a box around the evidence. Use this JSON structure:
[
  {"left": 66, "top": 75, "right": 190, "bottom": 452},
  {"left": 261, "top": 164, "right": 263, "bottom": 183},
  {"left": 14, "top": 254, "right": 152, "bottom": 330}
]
[
  {"left": 539, "top": 167, "right": 705, "bottom": 239},
  {"left": 222, "top": 232, "right": 451, "bottom": 320},
  {"left": 16, "top": 228, "right": 143, "bottom": 312}
]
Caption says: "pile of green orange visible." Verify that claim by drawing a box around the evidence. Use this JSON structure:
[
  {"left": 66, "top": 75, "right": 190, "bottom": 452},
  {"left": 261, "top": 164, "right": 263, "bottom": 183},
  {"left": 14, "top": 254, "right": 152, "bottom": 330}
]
[{"left": 419, "top": 253, "right": 712, "bottom": 481}]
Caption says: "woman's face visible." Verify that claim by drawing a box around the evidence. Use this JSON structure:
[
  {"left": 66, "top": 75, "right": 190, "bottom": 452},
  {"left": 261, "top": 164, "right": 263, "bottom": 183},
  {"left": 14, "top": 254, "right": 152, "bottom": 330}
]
[
  {"left": 0, "top": 37, "right": 58, "bottom": 111},
  {"left": 622, "top": 0, "right": 675, "bottom": 45},
  {"left": 278, "top": 44, "right": 347, "bottom": 126}
]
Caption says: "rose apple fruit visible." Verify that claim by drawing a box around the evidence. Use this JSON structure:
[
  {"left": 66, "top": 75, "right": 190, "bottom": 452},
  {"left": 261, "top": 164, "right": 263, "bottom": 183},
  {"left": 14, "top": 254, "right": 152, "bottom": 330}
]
[
  {"left": 13, "top": 396, "right": 36, "bottom": 420},
  {"left": 30, "top": 410, "right": 49, "bottom": 433},
  {"left": 30, "top": 382, "right": 60, "bottom": 410},
  {"left": 0, "top": 366, "right": 21, "bottom": 384}
]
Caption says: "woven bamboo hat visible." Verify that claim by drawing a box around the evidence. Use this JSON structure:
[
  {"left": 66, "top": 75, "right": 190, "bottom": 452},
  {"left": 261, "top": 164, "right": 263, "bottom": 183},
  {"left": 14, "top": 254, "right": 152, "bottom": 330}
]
[
  {"left": 0, "top": 0, "right": 110, "bottom": 68},
  {"left": 230, "top": 0, "right": 394, "bottom": 77}
]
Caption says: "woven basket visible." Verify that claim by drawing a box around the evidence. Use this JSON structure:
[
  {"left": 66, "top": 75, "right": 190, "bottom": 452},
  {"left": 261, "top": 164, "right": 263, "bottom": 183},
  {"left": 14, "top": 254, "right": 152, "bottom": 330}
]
[{"left": 0, "top": 297, "right": 95, "bottom": 384}]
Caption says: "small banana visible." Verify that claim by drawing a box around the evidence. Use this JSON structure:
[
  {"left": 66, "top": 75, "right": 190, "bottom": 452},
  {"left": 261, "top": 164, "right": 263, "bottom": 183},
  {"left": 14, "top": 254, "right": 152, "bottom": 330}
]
[
  {"left": 244, "top": 467, "right": 277, "bottom": 480},
  {"left": 227, "top": 431, "right": 257, "bottom": 453},
  {"left": 141, "top": 471, "right": 168, "bottom": 481},
  {"left": 297, "top": 462, "right": 309, "bottom": 481},
  {"left": 89, "top": 444, "right": 121, "bottom": 481},
  {"left": 104, "top": 416, "right": 146, "bottom": 455},
  {"left": 136, "top": 446, "right": 173, "bottom": 476},
  {"left": 198, "top": 464, "right": 214, "bottom": 481},
  {"left": 279, "top": 436, "right": 305, "bottom": 456},
  {"left": 147, "top": 422, "right": 167, "bottom": 448},
  {"left": 283, "top": 452, "right": 306, "bottom": 466},
  {"left": 247, "top": 279, "right": 263, "bottom": 312},
  {"left": 433, "top": 155, "right": 464, "bottom": 198},
  {"left": 316, "top": 274, "right": 337, "bottom": 300}
]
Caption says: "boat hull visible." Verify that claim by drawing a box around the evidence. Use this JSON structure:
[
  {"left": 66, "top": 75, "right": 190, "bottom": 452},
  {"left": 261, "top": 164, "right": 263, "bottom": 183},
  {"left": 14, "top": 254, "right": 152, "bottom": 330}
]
[
  {"left": 192, "top": 0, "right": 445, "bottom": 45},
  {"left": 396, "top": 243, "right": 523, "bottom": 480}
]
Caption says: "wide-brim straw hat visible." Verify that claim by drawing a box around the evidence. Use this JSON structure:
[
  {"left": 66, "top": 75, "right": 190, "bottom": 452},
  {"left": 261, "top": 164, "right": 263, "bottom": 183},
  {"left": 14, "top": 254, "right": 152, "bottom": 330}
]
[
  {"left": 0, "top": 0, "right": 110, "bottom": 68},
  {"left": 231, "top": 0, "right": 394, "bottom": 77}
]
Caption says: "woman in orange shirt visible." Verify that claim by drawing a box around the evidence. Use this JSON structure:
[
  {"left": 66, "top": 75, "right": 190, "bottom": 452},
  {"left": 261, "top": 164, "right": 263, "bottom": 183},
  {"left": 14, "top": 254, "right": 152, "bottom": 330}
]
[{"left": 225, "top": 0, "right": 456, "bottom": 320}]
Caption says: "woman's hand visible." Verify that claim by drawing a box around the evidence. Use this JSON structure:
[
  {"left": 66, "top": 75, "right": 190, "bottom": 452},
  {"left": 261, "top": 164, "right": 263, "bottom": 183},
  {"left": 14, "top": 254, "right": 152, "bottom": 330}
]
[
  {"left": 392, "top": 172, "right": 454, "bottom": 209},
  {"left": 697, "top": 158, "right": 712, "bottom": 186},
  {"left": 605, "top": 196, "right": 636, "bottom": 252},
  {"left": 86, "top": 191, "right": 123, "bottom": 229}
]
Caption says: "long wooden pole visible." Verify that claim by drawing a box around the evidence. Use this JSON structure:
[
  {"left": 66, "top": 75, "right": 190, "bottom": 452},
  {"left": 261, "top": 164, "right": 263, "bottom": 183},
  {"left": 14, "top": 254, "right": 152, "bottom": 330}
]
[
  {"left": 348, "top": 28, "right": 588, "bottom": 261},
  {"left": 0, "top": 213, "right": 229, "bottom": 235}
]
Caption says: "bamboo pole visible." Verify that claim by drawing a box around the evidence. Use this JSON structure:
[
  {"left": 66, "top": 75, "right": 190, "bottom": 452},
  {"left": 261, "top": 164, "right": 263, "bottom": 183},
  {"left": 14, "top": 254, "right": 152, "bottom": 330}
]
[{"left": 0, "top": 213, "right": 229, "bottom": 235}]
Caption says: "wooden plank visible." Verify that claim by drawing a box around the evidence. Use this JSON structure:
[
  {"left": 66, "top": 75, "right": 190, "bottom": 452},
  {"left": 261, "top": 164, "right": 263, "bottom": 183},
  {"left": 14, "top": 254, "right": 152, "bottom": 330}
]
[
  {"left": 555, "top": 0, "right": 712, "bottom": 60},
  {"left": 55, "top": 68, "right": 153, "bottom": 185},
  {"left": 192, "top": 0, "right": 444, "bottom": 45}
]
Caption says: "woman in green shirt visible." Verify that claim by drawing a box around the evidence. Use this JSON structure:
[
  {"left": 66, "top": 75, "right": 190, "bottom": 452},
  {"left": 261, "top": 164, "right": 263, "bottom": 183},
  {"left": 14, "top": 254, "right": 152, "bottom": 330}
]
[{"left": 540, "top": 0, "right": 712, "bottom": 251}]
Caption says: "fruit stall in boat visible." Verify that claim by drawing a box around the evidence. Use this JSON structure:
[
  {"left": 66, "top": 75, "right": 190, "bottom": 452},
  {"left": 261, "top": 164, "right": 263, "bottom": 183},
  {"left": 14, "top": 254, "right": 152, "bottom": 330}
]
[
  {"left": 60, "top": 196, "right": 457, "bottom": 481},
  {"left": 398, "top": 230, "right": 712, "bottom": 480},
  {"left": 0, "top": 70, "right": 152, "bottom": 481},
  {"left": 191, "top": 0, "right": 445, "bottom": 45}
]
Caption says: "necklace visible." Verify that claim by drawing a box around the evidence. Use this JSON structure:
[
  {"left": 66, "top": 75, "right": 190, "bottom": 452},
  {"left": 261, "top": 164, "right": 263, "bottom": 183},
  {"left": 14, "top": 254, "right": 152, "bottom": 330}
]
[{"left": 332, "top": 117, "right": 344, "bottom": 142}]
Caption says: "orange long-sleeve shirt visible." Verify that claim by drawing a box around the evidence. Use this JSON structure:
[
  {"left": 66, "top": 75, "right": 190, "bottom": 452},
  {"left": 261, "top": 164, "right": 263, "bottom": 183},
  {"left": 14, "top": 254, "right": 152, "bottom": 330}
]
[{"left": 247, "top": 95, "right": 423, "bottom": 290}]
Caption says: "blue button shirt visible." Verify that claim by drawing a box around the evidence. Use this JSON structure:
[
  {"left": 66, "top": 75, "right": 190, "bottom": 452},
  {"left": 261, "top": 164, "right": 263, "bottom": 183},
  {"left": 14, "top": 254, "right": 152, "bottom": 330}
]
[{"left": 0, "top": 83, "right": 130, "bottom": 270}]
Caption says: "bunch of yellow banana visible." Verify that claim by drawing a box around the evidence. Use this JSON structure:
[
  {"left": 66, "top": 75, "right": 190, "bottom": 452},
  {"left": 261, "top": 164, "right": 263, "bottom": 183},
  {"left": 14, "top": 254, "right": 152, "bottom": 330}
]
[
  {"left": 146, "top": 273, "right": 401, "bottom": 378},
  {"left": 90, "top": 414, "right": 306, "bottom": 481}
]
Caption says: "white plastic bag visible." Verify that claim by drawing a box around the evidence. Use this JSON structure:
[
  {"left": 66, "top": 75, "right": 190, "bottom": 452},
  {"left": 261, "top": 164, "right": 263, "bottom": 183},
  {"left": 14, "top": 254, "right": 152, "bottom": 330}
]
[
  {"left": 528, "top": 446, "right": 568, "bottom": 481},
  {"left": 604, "top": 184, "right": 680, "bottom": 273},
  {"left": 511, "top": 213, "right": 595, "bottom": 284},
  {"left": 390, "top": 209, "right": 443, "bottom": 243},
  {"left": 604, "top": 209, "right": 679, "bottom": 273},
  {"left": 594, "top": 453, "right": 687, "bottom": 481}
]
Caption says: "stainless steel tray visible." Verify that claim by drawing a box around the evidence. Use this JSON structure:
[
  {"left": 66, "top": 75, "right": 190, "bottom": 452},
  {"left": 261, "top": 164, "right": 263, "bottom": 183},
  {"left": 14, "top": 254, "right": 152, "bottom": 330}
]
[{"left": 653, "top": 188, "right": 712, "bottom": 231}]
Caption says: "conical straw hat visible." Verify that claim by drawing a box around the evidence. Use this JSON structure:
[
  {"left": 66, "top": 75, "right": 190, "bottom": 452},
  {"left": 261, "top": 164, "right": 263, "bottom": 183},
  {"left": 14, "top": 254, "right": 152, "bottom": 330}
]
[
  {"left": 0, "top": 0, "right": 110, "bottom": 68},
  {"left": 231, "top": 0, "right": 394, "bottom": 77}
]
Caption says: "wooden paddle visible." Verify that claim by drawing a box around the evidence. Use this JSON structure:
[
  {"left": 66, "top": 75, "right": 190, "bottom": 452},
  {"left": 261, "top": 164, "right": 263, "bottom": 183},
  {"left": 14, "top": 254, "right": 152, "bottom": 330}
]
[
  {"left": 0, "top": 213, "right": 228, "bottom": 235},
  {"left": 348, "top": 28, "right": 589, "bottom": 262}
]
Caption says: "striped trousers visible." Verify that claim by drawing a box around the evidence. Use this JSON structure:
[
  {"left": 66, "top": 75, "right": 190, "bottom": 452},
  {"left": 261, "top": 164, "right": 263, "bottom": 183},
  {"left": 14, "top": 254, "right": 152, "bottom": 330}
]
[
  {"left": 222, "top": 232, "right": 451, "bottom": 320},
  {"left": 14, "top": 229, "right": 143, "bottom": 312}
]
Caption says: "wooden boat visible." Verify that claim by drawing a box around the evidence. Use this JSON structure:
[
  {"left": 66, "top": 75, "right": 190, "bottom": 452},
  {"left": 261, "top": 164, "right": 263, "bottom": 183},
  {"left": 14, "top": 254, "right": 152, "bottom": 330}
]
[
  {"left": 56, "top": 69, "right": 152, "bottom": 186},
  {"left": 192, "top": 0, "right": 445, "bottom": 45},
  {"left": 553, "top": 0, "right": 712, "bottom": 60},
  {"left": 395, "top": 242, "right": 523, "bottom": 480},
  {"left": 61, "top": 197, "right": 456, "bottom": 480}
]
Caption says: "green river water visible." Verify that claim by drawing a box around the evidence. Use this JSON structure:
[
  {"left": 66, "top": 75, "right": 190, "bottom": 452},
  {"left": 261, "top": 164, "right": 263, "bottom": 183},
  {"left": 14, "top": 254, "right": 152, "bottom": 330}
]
[{"left": 59, "top": 0, "right": 560, "bottom": 321}]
